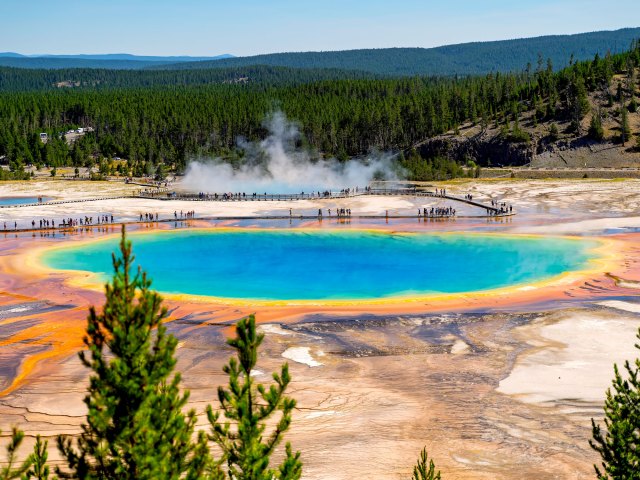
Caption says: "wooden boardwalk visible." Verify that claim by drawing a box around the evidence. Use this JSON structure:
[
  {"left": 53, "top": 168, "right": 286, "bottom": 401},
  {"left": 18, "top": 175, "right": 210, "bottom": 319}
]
[
  {"left": 1, "top": 213, "right": 513, "bottom": 235},
  {"left": 0, "top": 188, "right": 514, "bottom": 217},
  {"left": 367, "top": 188, "right": 510, "bottom": 214}
]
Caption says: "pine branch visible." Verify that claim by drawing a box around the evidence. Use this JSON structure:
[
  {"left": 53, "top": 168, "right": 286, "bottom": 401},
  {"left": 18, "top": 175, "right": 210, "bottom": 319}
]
[{"left": 0, "top": 428, "right": 32, "bottom": 480}]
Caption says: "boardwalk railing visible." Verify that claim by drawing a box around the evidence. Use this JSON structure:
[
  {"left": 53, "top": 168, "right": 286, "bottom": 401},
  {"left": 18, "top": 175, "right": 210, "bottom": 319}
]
[
  {"left": 0, "top": 195, "right": 134, "bottom": 209},
  {"left": 138, "top": 190, "right": 366, "bottom": 201},
  {"left": 0, "top": 187, "right": 513, "bottom": 216},
  {"left": 367, "top": 188, "right": 508, "bottom": 214}
]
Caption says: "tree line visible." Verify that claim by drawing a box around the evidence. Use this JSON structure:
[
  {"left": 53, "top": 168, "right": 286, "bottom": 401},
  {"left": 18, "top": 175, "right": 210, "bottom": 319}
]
[
  {"left": 149, "top": 28, "right": 640, "bottom": 77},
  {"left": 0, "top": 41, "right": 638, "bottom": 181}
]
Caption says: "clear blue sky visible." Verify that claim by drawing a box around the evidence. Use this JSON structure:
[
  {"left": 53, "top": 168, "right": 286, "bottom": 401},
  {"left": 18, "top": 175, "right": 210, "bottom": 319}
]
[{"left": 1, "top": 0, "right": 638, "bottom": 57}]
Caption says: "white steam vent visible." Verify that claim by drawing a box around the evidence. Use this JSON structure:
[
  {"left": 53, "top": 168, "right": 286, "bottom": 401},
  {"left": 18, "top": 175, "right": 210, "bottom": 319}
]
[{"left": 181, "top": 112, "right": 402, "bottom": 193}]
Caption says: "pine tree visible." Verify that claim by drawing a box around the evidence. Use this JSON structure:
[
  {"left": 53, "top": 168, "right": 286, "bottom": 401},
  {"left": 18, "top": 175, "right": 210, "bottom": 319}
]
[
  {"left": 568, "top": 76, "right": 590, "bottom": 133},
  {"left": 26, "top": 436, "right": 57, "bottom": 480},
  {"left": 411, "top": 448, "right": 441, "bottom": 480},
  {"left": 207, "top": 315, "right": 302, "bottom": 480},
  {"left": 0, "top": 428, "right": 32, "bottom": 480},
  {"left": 620, "top": 107, "right": 631, "bottom": 145},
  {"left": 588, "top": 110, "right": 605, "bottom": 141},
  {"left": 57, "top": 227, "right": 209, "bottom": 480},
  {"left": 590, "top": 328, "right": 640, "bottom": 478}
]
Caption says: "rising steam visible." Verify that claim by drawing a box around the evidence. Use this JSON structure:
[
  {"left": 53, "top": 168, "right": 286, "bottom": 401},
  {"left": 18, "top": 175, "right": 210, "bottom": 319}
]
[{"left": 181, "top": 112, "right": 403, "bottom": 193}]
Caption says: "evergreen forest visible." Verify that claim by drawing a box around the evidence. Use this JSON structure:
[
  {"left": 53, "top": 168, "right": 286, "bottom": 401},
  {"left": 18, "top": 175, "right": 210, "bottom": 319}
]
[{"left": 0, "top": 40, "right": 639, "bottom": 182}]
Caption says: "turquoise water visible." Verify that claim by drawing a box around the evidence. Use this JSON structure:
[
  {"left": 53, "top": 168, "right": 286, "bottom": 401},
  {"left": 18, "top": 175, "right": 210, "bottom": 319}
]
[
  {"left": 0, "top": 197, "right": 49, "bottom": 206},
  {"left": 43, "top": 230, "right": 597, "bottom": 301}
]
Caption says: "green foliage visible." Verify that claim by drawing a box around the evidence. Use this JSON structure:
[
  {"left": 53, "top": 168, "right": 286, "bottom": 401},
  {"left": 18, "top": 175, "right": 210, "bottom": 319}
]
[
  {"left": 26, "top": 436, "right": 57, "bottom": 480},
  {"left": 147, "top": 28, "right": 640, "bottom": 77},
  {"left": 0, "top": 429, "right": 57, "bottom": 480},
  {"left": 207, "top": 315, "right": 302, "bottom": 480},
  {"left": 502, "top": 120, "right": 531, "bottom": 144},
  {"left": 399, "top": 153, "right": 466, "bottom": 181},
  {"left": 620, "top": 107, "right": 632, "bottom": 144},
  {"left": 0, "top": 428, "right": 32, "bottom": 480},
  {"left": 0, "top": 41, "right": 637, "bottom": 172},
  {"left": 154, "top": 163, "right": 167, "bottom": 181},
  {"left": 0, "top": 65, "right": 374, "bottom": 91},
  {"left": 57, "top": 227, "right": 207, "bottom": 480},
  {"left": 629, "top": 97, "right": 638, "bottom": 113},
  {"left": 548, "top": 123, "right": 559, "bottom": 141},
  {"left": 567, "top": 75, "right": 590, "bottom": 132},
  {"left": 0, "top": 169, "right": 30, "bottom": 181},
  {"left": 588, "top": 110, "right": 605, "bottom": 141},
  {"left": 2, "top": 29, "right": 639, "bottom": 77},
  {"left": 590, "top": 326, "right": 640, "bottom": 479},
  {"left": 8, "top": 156, "right": 24, "bottom": 173},
  {"left": 411, "top": 448, "right": 441, "bottom": 480},
  {"left": 616, "top": 82, "right": 624, "bottom": 103}
]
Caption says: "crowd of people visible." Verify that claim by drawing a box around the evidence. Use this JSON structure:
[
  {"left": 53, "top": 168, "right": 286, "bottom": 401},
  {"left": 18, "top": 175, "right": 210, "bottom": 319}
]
[
  {"left": 489, "top": 199, "right": 513, "bottom": 215},
  {"left": 2, "top": 214, "right": 116, "bottom": 231},
  {"left": 420, "top": 206, "right": 456, "bottom": 217},
  {"left": 140, "top": 212, "right": 159, "bottom": 221},
  {"left": 174, "top": 210, "right": 195, "bottom": 220},
  {"left": 189, "top": 187, "right": 367, "bottom": 202},
  {"left": 0, "top": 209, "right": 204, "bottom": 232},
  {"left": 56, "top": 215, "right": 115, "bottom": 227},
  {"left": 1, "top": 185, "right": 517, "bottom": 232}
]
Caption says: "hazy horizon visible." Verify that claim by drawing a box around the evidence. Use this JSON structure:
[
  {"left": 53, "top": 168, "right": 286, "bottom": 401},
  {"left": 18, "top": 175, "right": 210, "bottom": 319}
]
[
  {"left": 2, "top": 26, "right": 639, "bottom": 59},
  {"left": 1, "top": 0, "right": 638, "bottom": 57}
]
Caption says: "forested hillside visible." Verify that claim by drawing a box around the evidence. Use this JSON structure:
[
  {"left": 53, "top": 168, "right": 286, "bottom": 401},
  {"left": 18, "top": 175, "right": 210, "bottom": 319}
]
[
  {"left": 1, "top": 41, "right": 639, "bottom": 181},
  {"left": 3, "top": 28, "right": 638, "bottom": 74},
  {"left": 155, "top": 28, "right": 640, "bottom": 76},
  {"left": 0, "top": 65, "right": 376, "bottom": 92},
  {"left": 0, "top": 53, "right": 233, "bottom": 70}
]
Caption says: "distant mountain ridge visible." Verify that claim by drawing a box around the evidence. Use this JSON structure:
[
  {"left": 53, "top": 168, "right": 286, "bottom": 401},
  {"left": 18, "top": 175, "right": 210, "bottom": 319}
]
[
  {"left": 0, "top": 53, "right": 234, "bottom": 69},
  {"left": 150, "top": 27, "right": 640, "bottom": 76},
  {"left": 2, "top": 27, "right": 639, "bottom": 75}
]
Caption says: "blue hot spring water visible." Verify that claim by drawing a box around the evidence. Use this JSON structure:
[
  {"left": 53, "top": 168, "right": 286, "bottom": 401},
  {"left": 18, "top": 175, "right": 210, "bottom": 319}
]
[
  {"left": 42, "top": 230, "right": 597, "bottom": 301},
  {"left": 0, "top": 196, "right": 49, "bottom": 206}
]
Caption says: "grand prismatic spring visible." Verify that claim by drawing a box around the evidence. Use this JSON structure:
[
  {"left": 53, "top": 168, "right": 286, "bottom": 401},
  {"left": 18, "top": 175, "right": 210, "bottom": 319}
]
[
  {"left": 1, "top": 178, "right": 640, "bottom": 480},
  {"left": 42, "top": 230, "right": 598, "bottom": 302}
]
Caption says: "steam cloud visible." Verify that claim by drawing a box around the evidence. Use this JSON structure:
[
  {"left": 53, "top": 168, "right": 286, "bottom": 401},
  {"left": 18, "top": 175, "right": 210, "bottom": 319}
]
[{"left": 181, "top": 112, "right": 402, "bottom": 193}]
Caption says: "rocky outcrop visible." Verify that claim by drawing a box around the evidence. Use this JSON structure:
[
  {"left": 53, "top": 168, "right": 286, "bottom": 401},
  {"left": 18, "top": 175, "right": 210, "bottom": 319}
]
[
  {"left": 416, "top": 133, "right": 534, "bottom": 167},
  {"left": 415, "top": 131, "right": 618, "bottom": 167}
]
